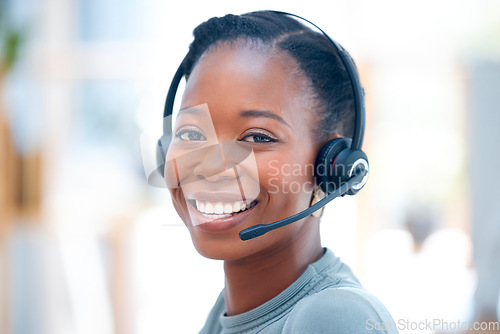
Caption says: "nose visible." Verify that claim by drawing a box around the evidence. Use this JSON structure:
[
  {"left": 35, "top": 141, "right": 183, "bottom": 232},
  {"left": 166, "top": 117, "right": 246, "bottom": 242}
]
[{"left": 193, "top": 143, "right": 236, "bottom": 181}]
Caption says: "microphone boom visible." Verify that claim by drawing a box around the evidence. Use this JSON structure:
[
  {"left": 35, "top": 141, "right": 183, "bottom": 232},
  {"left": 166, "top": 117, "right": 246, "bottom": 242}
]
[{"left": 239, "top": 171, "right": 366, "bottom": 241}]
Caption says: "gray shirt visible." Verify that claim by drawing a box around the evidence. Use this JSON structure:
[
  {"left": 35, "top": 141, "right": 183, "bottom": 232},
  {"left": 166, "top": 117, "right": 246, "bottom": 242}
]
[{"left": 199, "top": 248, "right": 398, "bottom": 334}]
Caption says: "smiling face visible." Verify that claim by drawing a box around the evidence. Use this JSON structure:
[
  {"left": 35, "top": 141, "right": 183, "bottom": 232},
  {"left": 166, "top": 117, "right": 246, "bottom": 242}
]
[{"left": 166, "top": 43, "right": 323, "bottom": 260}]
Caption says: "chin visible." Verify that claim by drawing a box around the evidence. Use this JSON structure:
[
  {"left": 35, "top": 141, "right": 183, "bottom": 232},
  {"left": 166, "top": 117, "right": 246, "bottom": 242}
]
[
  {"left": 186, "top": 216, "right": 311, "bottom": 262},
  {"left": 187, "top": 230, "right": 245, "bottom": 260}
]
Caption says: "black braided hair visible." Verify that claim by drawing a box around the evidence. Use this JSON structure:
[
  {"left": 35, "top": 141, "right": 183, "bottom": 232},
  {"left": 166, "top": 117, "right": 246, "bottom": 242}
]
[{"left": 182, "top": 10, "right": 355, "bottom": 141}]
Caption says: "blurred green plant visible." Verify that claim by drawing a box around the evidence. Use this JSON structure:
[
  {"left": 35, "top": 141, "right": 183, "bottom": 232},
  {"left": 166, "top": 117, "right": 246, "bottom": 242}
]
[
  {"left": 0, "top": 0, "right": 23, "bottom": 76},
  {"left": 1, "top": 27, "right": 22, "bottom": 72}
]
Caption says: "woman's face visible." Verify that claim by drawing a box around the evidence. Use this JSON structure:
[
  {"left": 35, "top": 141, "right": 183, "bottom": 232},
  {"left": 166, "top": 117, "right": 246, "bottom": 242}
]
[{"left": 166, "top": 44, "right": 322, "bottom": 260}]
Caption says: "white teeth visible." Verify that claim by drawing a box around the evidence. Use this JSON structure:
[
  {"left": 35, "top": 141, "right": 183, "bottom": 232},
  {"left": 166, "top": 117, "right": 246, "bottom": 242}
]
[
  {"left": 202, "top": 213, "right": 232, "bottom": 219},
  {"left": 205, "top": 202, "right": 214, "bottom": 214},
  {"left": 214, "top": 202, "right": 224, "bottom": 214},
  {"left": 193, "top": 200, "right": 255, "bottom": 215}
]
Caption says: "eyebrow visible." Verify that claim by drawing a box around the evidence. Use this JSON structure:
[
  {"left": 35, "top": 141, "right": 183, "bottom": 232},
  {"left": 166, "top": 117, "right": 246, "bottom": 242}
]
[
  {"left": 178, "top": 107, "right": 202, "bottom": 116},
  {"left": 239, "top": 110, "right": 291, "bottom": 128}
]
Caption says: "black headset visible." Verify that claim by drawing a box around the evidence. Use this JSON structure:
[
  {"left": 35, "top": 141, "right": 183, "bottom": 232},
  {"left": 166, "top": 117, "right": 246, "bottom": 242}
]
[{"left": 155, "top": 11, "right": 369, "bottom": 241}]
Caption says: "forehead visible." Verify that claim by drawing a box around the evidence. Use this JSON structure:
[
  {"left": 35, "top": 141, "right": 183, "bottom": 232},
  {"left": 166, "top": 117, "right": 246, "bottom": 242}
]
[{"left": 179, "top": 44, "right": 313, "bottom": 124}]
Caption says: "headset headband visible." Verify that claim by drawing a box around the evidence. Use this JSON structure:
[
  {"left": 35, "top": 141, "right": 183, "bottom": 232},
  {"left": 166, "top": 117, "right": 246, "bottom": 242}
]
[{"left": 163, "top": 11, "right": 365, "bottom": 151}]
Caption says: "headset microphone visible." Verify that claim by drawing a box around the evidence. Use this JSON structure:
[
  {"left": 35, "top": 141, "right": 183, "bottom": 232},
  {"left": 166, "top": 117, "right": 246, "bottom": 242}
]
[{"left": 239, "top": 170, "right": 367, "bottom": 240}]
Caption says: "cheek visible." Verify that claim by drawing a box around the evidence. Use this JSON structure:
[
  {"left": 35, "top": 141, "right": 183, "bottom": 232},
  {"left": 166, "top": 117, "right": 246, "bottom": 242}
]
[
  {"left": 169, "top": 188, "right": 191, "bottom": 225},
  {"left": 257, "top": 151, "right": 316, "bottom": 200}
]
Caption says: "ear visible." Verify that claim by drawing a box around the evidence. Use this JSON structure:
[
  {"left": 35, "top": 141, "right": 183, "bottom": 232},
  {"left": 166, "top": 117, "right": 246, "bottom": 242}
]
[
  {"left": 329, "top": 132, "right": 343, "bottom": 140},
  {"left": 310, "top": 185, "right": 326, "bottom": 218}
]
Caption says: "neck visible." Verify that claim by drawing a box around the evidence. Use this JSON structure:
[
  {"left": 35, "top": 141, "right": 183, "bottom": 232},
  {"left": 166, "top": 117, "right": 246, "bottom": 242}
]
[{"left": 223, "top": 219, "right": 323, "bottom": 316}]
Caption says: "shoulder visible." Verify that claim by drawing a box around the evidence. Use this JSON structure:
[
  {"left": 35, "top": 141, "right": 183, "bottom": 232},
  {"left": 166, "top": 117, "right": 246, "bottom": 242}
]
[
  {"left": 283, "top": 286, "right": 398, "bottom": 334},
  {"left": 199, "top": 291, "right": 225, "bottom": 334}
]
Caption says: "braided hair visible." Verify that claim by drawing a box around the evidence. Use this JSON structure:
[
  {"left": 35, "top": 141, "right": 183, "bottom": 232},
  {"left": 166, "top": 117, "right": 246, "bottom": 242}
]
[{"left": 182, "top": 11, "right": 355, "bottom": 141}]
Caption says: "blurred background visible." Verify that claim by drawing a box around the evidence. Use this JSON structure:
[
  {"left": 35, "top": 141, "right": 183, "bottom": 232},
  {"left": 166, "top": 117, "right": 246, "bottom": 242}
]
[{"left": 1, "top": 0, "right": 499, "bottom": 333}]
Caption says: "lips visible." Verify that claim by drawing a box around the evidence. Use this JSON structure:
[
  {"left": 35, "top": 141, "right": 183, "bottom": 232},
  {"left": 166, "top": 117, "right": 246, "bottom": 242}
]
[{"left": 184, "top": 192, "right": 260, "bottom": 233}]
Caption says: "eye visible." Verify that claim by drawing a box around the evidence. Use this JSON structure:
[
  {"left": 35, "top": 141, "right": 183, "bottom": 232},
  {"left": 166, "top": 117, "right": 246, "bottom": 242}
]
[
  {"left": 175, "top": 128, "right": 207, "bottom": 142},
  {"left": 241, "top": 132, "right": 278, "bottom": 144}
]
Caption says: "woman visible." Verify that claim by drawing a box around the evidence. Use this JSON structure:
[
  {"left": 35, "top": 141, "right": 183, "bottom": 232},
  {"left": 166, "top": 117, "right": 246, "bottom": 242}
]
[{"left": 163, "top": 10, "right": 397, "bottom": 333}]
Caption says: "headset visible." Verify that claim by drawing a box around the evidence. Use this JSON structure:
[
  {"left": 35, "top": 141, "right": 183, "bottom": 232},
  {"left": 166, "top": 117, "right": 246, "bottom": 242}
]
[{"left": 155, "top": 11, "right": 369, "bottom": 241}]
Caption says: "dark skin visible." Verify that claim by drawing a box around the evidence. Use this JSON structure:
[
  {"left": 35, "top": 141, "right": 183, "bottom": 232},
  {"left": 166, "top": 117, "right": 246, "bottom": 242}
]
[{"left": 167, "top": 43, "right": 333, "bottom": 315}]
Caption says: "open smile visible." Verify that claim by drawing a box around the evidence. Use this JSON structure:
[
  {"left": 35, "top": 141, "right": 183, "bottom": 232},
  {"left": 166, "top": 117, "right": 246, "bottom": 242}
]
[
  {"left": 188, "top": 199, "right": 258, "bottom": 218},
  {"left": 186, "top": 198, "right": 259, "bottom": 233}
]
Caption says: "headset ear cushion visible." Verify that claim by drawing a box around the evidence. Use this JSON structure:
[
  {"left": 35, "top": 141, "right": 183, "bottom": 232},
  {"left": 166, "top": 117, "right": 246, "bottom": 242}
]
[
  {"left": 156, "top": 134, "right": 172, "bottom": 178},
  {"left": 144, "top": 137, "right": 167, "bottom": 188},
  {"left": 314, "top": 138, "right": 352, "bottom": 194},
  {"left": 156, "top": 138, "right": 166, "bottom": 177}
]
